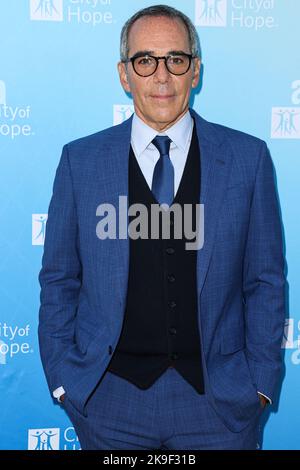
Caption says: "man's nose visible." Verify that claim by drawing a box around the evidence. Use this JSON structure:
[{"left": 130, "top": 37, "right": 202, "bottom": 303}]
[{"left": 153, "top": 59, "right": 171, "bottom": 82}]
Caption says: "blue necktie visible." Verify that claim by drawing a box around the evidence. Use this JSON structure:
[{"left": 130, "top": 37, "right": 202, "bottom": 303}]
[{"left": 151, "top": 136, "right": 174, "bottom": 206}]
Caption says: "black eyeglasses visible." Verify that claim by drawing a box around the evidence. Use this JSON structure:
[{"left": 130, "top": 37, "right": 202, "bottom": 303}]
[{"left": 123, "top": 53, "right": 195, "bottom": 77}]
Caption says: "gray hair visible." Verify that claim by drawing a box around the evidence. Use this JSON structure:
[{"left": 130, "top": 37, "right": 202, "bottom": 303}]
[{"left": 120, "top": 4, "right": 201, "bottom": 62}]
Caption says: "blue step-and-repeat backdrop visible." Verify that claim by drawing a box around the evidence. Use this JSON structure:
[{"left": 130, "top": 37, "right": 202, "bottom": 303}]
[{"left": 0, "top": 0, "right": 299, "bottom": 450}]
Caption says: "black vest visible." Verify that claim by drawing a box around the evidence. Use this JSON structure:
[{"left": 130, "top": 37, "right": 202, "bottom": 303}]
[{"left": 107, "top": 123, "right": 205, "bottom": 394}]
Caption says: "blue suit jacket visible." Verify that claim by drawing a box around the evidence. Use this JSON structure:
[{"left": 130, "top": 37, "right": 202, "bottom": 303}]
[{"left": 38, "top": 108, "right": 286, "bottom": 432}]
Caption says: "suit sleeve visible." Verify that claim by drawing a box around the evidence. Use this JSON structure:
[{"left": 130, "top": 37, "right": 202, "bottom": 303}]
[
  {"left": 38, "top": 144, "right": 82, "bottom": 395},
  {"left": 243, "top": 141, "right": 286, "bottom": 402}
]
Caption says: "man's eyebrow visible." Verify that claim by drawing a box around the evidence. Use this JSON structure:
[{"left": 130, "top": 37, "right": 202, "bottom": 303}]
[
  {"left": 130, "top": 50, "right": 190, "bottom": 58},
  {"left": 167, "top": 50, "right": 190, "bottom": 55},
  {"left": 130, "top": 50, "right": 155, "bottom": 58}
]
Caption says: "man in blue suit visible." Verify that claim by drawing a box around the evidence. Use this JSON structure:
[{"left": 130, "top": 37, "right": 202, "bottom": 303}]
[{"left": 38, "top": 5, "right": 286, "bottom": 450}]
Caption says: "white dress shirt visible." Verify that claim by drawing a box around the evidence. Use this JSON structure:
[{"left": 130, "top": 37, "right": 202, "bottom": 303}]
[{"left": 131, "top": 110, "right": 193, "bottom": 196}]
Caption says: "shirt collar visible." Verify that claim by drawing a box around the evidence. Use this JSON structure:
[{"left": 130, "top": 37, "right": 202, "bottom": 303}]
[{"left": 131, "top": 110, "right": 193, "bottom": 159}]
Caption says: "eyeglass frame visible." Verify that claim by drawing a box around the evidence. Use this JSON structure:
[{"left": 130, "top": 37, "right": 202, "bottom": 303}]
[{"left": 122, "top": 52, "right": 197, "bottom": 77}]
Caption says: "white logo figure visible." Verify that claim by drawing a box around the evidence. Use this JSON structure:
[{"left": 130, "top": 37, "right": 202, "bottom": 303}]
[
  {"left": 113, "top": 105, "right": 134, "bottom": 125},
  {"left": 195, "top": 0, "right": 227, "bottom": 27},
  {"left": 32, "top": 214, "right": 48, "bottom": 245},
  {"left": 281, "top": 318, "right": 300, "bottom": 365},
  {"left": 30, "top": 0, "right": 63, "bottom": 22},
  {"left": 282, "top": 319, "right": 295, "bottom": 349},
  {"left": 28, "top": 428, "right": 60, "bottom": 450},
  {"left": 0, "top": 80, "right": 6, "bottom": 105},
  {"left": 271, "top": 107, "right": 300, "bottom": 139}
]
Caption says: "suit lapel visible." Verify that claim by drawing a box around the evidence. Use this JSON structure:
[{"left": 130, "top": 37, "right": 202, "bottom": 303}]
[
  {"left": 101, "top": 116, "right": 132, "bottom": 306},
  {"left": 192, "top": 110, "right": 234, "bottom": 298}
]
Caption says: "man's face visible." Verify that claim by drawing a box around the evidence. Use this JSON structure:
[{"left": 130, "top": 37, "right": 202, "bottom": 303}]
[{"left": 118, "top": 15, "right": 201, "bottom": 132}]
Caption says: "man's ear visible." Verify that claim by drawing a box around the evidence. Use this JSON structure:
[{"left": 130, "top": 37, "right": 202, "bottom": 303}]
[
  {"left": 118, "top": 61, "right": 131, "bottom": 93},
  {"left": 191, "top": 58, "right": 201, "bottom": 89}
]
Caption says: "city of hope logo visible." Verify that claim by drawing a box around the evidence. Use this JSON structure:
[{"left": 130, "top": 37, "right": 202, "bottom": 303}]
[
  {"left": 281, "top": 318, "right": 300, "bottom": 365},
  {"left": 30, "top": 0, "right": 63, "bottom": 21},
  {"left": 271, "top": 80, "right": 300, "bottom": 139},
  {"left": 0, "top": 323, "right": 32, "bottom": 365},
  {"left": 195, "top": 0, "right": 278, "bottom": 31},
  {"left": 0, "top": 80, "right": 34, "bottom": 139},
  {"left": 113, "top": 105, "right": 134, "bottom": 125},
  {"left": 28, "top": 428, "right": 60, "bottom": 450},
  {"left": 32, "top": 214, "right": 48, "bottom": 245},
  {"left": 195, "top": 0, "right": 227, "bottom": 27},
  {"left": 29, "top": 0, "right": 114, "bottom": 26},
  {"left": 28, "top": 427, "right": 81, "bottom": 450}
]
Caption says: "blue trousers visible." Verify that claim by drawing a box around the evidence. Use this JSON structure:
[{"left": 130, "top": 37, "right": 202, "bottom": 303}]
[{"left": 63, "top": 367, "right": 261, "bottom": 450}]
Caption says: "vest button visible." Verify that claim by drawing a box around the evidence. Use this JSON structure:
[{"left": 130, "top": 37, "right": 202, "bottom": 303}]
[
  {"left": 167, "top": 274, "right": 176, "bottom": 283},
  {"left": 169, "top": 300, "right": 177, "bottom": 308},
  {"left": 166, "top": 247, "right": 175, "bottom": 255},
  {"left": 169, "top": 327, "right": 177, "bottom": 335}
]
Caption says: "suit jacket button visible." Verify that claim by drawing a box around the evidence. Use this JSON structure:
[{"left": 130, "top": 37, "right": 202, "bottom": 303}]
[{"left": 108, "top": 345, "right": 113, "bottom": 355}]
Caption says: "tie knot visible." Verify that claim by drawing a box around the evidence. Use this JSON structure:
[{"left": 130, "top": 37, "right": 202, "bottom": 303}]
[{"left": 152, "top": 136, "right": 171, "bottom": 156}]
